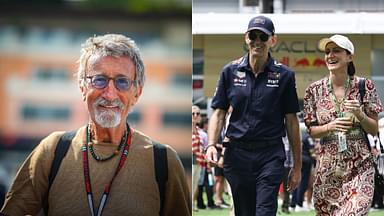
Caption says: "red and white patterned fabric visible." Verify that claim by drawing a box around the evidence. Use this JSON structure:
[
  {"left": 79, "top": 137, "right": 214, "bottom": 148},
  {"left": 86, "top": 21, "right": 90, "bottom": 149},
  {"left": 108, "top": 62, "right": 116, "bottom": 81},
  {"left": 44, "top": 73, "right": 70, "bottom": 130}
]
[
  {"left": 303, "top": 76, "right": 384, "bottom": 215},
  {"left": 192, "top": 127, "right": 205, "bottom": 167}
]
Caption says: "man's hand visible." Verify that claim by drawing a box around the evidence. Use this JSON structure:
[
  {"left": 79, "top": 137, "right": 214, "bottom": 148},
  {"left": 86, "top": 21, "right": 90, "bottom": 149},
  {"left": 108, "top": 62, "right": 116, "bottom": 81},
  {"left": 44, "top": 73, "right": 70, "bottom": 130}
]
[
  {"left": 217, "top": 155, "right": 224, "bottom": 168},
  {"left": 205, "top": 145, "right": 218, "bottom": 166},
  {"left": 287, "top": 166, "right": 301, "bottom": 192}
]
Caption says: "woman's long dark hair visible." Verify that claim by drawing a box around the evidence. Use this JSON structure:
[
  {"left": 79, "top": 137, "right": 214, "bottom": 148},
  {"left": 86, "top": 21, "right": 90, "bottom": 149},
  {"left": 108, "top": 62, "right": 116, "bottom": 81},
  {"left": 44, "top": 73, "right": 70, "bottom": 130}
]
[{"left": 346, "top": 50, "right": 355, "bottom": 76}]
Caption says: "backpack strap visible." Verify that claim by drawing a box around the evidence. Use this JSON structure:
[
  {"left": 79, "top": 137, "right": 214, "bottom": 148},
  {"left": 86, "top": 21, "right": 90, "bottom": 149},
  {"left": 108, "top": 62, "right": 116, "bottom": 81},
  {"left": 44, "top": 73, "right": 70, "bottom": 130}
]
[
  {"left": 44, "top": 130, "right": 77, "bottom": 215},
  {"left": 153, "top": 142, "right": 168, "bottom": 216},
  {"left": 43, "top": 133, "right": 168, "bottom": 215}
]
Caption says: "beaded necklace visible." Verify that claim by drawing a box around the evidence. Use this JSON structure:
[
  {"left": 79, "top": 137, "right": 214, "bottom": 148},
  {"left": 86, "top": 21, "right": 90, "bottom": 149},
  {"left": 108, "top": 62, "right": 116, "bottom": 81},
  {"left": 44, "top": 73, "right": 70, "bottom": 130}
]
[
  {"left": 87, "top": 125, "right": 128, "bottom": 161},
  {"left": 328, "top": 75, "right": 352, "bottom": 117},
  {"left": 82, "top": 124, "right": 132, "bottom": 216}
]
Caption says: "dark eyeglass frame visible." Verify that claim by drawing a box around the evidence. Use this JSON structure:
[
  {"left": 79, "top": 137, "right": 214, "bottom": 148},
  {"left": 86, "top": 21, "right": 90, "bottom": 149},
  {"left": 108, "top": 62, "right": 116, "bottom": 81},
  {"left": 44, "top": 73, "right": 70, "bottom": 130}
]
[
  {"left": 192, "top": 112, "right": 200, "bottom": 116},
  {"left": 85, "top": 74, "right": 137, "bottom": 91},
  {"left": 248, "top": 31, "right": 270, "bottom": 42}
]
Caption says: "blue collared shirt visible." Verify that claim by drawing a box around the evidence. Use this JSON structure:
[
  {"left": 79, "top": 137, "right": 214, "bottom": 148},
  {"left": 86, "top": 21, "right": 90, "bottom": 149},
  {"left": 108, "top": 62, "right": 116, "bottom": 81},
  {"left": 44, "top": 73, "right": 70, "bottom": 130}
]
[{"left": 211, "top": 53, "right": 300, "bottom": 141}]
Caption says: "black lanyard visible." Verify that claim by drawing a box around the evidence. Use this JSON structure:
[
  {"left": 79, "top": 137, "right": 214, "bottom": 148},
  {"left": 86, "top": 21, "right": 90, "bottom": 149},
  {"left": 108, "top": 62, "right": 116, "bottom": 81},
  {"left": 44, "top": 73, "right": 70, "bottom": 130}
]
[{"left": 82, "top": 125, "right": 132, "bottom": 216}]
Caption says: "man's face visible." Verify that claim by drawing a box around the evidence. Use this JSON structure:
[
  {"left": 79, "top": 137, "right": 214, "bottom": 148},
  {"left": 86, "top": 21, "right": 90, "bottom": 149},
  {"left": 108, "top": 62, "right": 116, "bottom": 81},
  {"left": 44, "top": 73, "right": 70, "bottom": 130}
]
[
  {"left": 80, "top": 55, "right": 142, "bottom": 128},
  {"left": 245, "top": 30, "right": 276, "bottom": 58},
  {"left": 192, "top": 106, "right": 201, "bottom": 126}
]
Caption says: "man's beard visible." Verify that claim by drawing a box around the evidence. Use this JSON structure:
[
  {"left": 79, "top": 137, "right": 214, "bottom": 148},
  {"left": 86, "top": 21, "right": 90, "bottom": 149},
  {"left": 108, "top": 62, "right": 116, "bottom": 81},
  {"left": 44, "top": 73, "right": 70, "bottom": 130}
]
[{"left": 93, "top": 97, "right": 125, "bottom": 128}]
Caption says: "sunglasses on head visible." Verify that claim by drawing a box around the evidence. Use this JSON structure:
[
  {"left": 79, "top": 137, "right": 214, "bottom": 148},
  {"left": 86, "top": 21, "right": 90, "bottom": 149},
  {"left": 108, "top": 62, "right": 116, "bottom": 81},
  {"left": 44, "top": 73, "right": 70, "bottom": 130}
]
[
  {"left": 248, "top": 31, "right": 270, "bottom": 42},
  {"left": 192, "top": 112, "right": 200, "bottom": 116},
  {"left": 86, "top": 74, "right": 136, "bottom": 91}
]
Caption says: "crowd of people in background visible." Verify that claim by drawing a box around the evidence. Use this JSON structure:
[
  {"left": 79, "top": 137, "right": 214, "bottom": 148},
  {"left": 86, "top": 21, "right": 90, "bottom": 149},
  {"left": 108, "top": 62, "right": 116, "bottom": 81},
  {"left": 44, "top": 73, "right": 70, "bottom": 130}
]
[
  {"left": 194, "top": 15, "right": 384, "bottom": 215},
  {"left": 192, "top": 104, "right": 384, "bottom": 214},
  {"left": 192, "top": 105, "right": 231, "bottom": 211}
]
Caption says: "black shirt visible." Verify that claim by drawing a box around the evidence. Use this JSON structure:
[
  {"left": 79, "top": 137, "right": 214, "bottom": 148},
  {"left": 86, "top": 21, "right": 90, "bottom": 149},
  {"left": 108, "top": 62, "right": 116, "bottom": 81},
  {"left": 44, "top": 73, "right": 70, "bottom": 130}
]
[{"left": 211, "top": 53, "right": 300, "bottom": 141}]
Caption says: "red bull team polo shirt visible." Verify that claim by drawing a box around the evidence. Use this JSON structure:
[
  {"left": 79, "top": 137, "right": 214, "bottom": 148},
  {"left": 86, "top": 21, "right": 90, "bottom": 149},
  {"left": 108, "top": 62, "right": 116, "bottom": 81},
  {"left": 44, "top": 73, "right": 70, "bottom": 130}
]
[{"left": 211, "top": 53, "right": 300, "bottom": 142}]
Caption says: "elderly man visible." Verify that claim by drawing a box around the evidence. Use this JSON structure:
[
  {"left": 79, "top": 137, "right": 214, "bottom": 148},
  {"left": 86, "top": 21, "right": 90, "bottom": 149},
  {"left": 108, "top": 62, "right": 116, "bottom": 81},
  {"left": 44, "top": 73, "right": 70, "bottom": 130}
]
[{"left": 1, "top": 34, "right": 191, "bottom": 216}]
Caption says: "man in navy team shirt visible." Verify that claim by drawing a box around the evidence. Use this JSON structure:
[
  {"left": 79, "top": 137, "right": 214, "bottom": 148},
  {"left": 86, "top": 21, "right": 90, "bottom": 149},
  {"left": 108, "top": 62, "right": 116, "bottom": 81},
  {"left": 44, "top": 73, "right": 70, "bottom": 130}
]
[{"left": 205, "top": 15, "right": 302, "bottom": 216}]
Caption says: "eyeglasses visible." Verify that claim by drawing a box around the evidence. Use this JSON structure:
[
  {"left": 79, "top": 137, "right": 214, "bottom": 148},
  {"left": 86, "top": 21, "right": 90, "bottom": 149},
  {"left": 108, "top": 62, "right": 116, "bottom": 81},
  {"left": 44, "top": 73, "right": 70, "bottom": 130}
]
[
  {"left": 85, "top": 74, "right": 136, "bottom": 91},
  {"left": 192, "top": 112, "right": 200, "bottom": 116},
  {"left": 248, "top": 31, "right": 270, "bottom": 42}
]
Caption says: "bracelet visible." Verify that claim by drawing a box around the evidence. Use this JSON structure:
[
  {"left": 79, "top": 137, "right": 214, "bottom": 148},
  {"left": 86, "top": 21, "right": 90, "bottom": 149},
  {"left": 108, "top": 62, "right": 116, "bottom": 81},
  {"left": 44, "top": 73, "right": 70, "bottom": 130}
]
[{"left": 205, "top": 144, "right": 216, "bottom": 151}]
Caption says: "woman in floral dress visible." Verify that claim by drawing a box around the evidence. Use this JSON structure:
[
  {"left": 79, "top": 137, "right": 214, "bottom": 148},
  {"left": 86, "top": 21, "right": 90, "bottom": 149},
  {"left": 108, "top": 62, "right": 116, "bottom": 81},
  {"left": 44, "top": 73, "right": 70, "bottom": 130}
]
[{"left": 303, "top": 34, "right": 383, "bottom": 215}]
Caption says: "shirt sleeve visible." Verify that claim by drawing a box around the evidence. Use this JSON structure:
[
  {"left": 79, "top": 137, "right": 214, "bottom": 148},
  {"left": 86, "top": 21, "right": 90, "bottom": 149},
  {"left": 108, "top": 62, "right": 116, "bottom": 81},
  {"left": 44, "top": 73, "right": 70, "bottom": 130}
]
[
  {"left": 163, "top": 147, "right": 191, "bottom": 216},
  {"left": 211, "top": 66, "right": 230, "bottom": 110},
  {"left": 0, "top": 132, "right": 62, "bottom": 216},
  {"left": 303, "top": 84, "right": 318, "bottom": 127},
  {"left": 281, "top": 72, "right": 300, "bottom": 114},
  {"left": 200, "top": 130, "right": 208, "bottom": 148},
  {"left": 363, "top": 78, "right": 384, "bottom": 115}
]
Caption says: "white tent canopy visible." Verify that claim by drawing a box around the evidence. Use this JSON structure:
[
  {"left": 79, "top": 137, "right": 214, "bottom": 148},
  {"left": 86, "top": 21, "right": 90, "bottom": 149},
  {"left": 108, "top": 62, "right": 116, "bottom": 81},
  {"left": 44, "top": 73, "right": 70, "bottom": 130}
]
[{"left": 192, "top": 13, "right": 384, "bottom": 34}]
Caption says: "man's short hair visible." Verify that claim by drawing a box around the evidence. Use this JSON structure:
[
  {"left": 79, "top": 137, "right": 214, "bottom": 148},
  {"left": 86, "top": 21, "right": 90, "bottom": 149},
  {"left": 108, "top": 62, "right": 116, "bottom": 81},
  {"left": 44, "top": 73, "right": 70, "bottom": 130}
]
[{"left": 77, "top": 34, "right": 145, "bottom": 87}]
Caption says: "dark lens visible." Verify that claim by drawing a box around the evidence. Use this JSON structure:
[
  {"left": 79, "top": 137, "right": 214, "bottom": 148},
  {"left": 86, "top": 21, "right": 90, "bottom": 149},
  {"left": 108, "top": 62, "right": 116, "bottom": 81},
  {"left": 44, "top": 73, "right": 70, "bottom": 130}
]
[
  {"left": 92, "top": 75, "right": 108, "bottom": 89},
  {"left": 248, "top": 31, "right": 269, "bottom": 42},
  {"left": 248, "top": 31, "right": 257, "bottom": 41},
  {"left": 115, "top": 77, "right": 131, "bottom": 91},
  {"left": 259, "top": 33, "right": 269, "bottom": 42}
]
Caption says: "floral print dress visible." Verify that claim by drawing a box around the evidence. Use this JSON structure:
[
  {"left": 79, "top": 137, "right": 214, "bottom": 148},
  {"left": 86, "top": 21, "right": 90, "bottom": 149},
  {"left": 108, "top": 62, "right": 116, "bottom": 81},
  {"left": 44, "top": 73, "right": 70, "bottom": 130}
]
[{"left": 303, "top": 76, "right": 383, "bottom": 216}]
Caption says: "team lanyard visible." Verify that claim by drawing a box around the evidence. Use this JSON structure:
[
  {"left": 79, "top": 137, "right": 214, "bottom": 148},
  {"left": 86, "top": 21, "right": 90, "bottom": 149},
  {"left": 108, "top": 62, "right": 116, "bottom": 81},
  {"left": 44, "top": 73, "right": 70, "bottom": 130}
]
[
  {"left": 328, "top": 76, "right": 352, "bottom": 117},
  {"left": 82, "top": 125, "right": 132, "bottom": 216}
]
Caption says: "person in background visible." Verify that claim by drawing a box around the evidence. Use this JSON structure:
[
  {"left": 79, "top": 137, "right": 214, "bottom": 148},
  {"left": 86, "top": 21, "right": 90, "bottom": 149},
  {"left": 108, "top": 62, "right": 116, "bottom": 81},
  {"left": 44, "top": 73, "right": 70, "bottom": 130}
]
[
  {"left": 304, "top": 138, "right": 320, "bottom": 211},
  {"left": 213, "top": 109, "right": 232, "bottom": 209},
  {"left": 205, "top": 15, "right": 302, "bottom": 216},
  {"left": 369, "top": 133, "right": 384, "bottom": 210},
  {"left": 213, "top": 143, "right": 231, "bottom": 209},
  {"left": 303, "top": 34, "right": 383, "bottom": 215},
  {"left": 369, "top": 118, "right": 384, "bottom": 210},
  {"left": 1, "top": 34, "right": 191, "bottom": 216},
  {"left": 192, "top": 105, "right": 206, "bottom": 211},
  {"left": 196, "top": 161, "right": 216, "bottom": 210},
  {"left": 199, "top": 116, "right": 209, "bottom": 132},
  {"left": 192, "top": 105, "right": 217, "bottom": 210},
  {"left": 280, "top": 134, "right": 293, "bottom": 214},
  {"left": 290, "top": 130, "right": 315, "bottom": 212}
]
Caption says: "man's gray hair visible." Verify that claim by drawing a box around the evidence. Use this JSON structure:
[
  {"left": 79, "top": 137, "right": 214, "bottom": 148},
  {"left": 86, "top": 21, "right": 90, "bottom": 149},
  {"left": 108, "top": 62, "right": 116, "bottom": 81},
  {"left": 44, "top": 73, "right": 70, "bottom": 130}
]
[{"left": 77, "top": 34, "right": 145, "bottom": 87}]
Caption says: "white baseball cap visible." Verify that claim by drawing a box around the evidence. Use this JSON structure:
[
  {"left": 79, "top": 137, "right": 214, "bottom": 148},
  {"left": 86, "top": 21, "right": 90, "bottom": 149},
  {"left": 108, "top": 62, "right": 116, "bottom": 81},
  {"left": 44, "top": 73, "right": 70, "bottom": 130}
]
[{"left": 318, "top": 34, "right": 354, "bottom": 54}]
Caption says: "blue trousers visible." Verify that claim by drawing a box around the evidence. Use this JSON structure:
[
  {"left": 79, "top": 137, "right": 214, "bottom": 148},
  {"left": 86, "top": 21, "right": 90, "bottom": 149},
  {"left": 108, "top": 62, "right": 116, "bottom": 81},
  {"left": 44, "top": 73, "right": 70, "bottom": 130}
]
[
  {"left": 224, "top": 143, "right": 285, "bottom": 216},
  {"left": 290, "top": 156, "right": 313, "bottom": 208}
]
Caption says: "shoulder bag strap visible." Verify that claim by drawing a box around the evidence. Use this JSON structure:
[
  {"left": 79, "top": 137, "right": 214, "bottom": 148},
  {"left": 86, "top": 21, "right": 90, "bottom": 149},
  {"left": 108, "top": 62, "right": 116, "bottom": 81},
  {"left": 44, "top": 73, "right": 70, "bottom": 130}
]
[
  {"left": 358, "top": 78, "right": 366, "bottom": 105},
  {"left": 153, "top": 142, "right": 168, "bottom": 216},
  {"left": 358, "top": 78, "right": 372, "bottom": 151}
]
